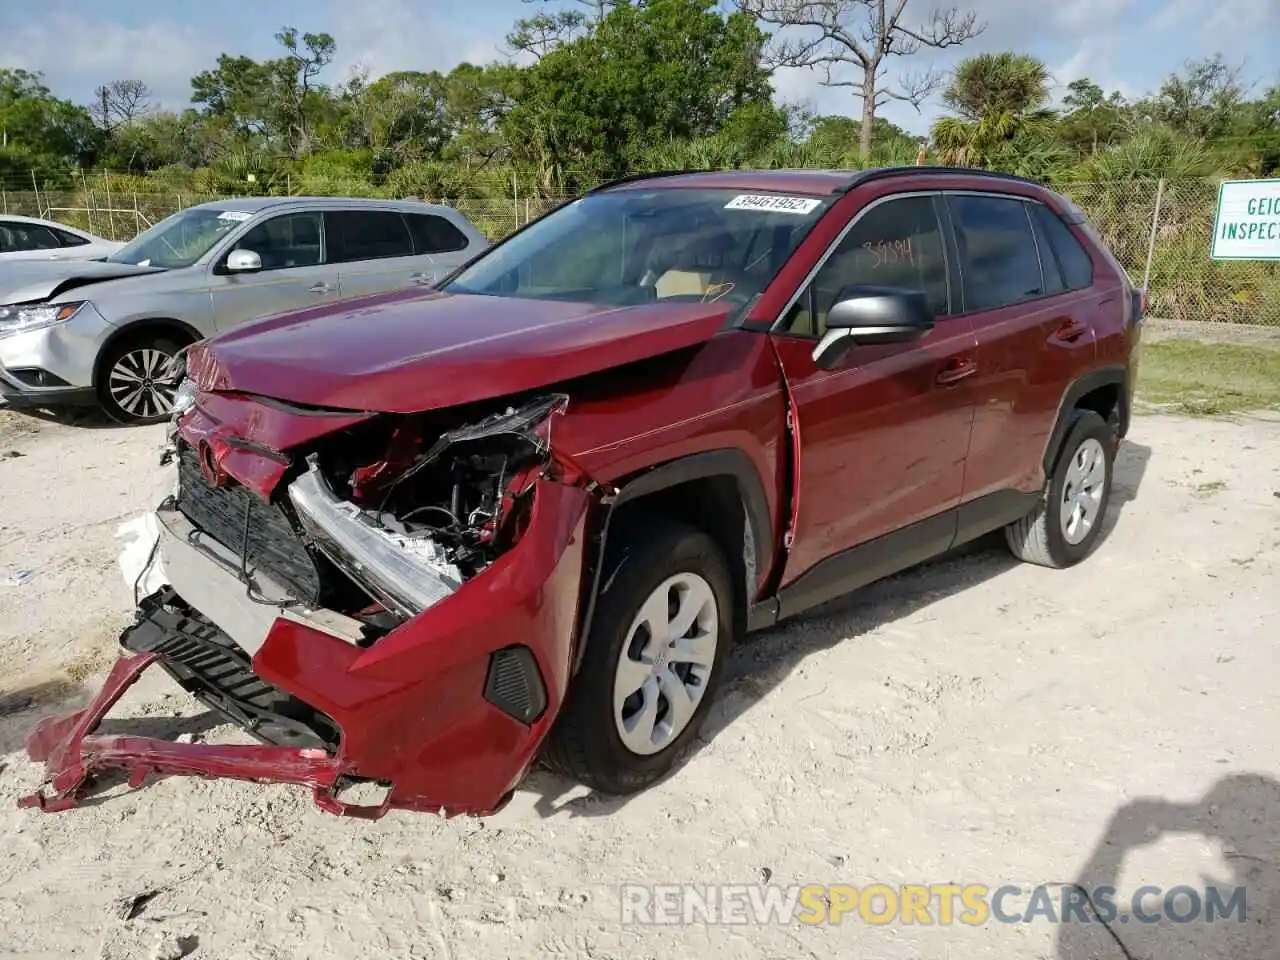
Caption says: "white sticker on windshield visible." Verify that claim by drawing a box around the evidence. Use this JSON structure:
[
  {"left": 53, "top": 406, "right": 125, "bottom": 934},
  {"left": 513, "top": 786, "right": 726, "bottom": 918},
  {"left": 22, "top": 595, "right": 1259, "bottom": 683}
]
[
  {"left": 724, "top": 194, "right": 822, "bottom": 215},
  {"left": 216, "top": 211, "right": 253, "bottom": 222}
]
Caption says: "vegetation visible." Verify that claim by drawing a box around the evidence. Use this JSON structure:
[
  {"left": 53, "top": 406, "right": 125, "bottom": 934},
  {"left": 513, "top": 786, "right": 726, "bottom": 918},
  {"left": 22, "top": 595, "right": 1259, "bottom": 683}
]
[
  {"left": 1137, "top": 340, "right": 1280, "bottom": 415},
  {"left": 1, "top": 0, "right": 1278, "bottom": 321}
]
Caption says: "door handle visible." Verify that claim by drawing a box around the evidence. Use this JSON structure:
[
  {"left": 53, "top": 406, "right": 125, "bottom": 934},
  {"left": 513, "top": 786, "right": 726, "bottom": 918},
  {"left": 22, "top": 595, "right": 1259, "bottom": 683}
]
[
  {"left": 309, "top": 281, "right": 333, "bottom": 294},
  {"left": 1051, "top": 319, "right": 1089, "bottom": 343},
  {"left": 409, "top": 271, "right": 433, "bottom": 285},
  {"left": 936, "top": 357, "right": 977, "bottom": 386}
]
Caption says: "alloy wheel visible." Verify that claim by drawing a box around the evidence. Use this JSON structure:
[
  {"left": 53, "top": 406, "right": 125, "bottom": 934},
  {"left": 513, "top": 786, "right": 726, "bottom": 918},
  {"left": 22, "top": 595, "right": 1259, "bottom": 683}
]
[{"left": 107, "top": 347, "right": 179, "bottom": 421}]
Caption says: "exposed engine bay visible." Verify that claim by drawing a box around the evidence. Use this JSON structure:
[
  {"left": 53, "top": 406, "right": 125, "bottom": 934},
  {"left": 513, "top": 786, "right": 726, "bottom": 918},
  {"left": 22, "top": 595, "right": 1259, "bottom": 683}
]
[
  {"left": 279, "top": 393, "right": 572, "bottom": 629},
  {"left": 165, "top": 392, "right": 571, "bottom": 629}
]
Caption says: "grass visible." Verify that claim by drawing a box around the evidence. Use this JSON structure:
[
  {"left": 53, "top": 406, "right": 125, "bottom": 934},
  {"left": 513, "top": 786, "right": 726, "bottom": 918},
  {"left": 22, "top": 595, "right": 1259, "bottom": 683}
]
[{"left": 1136, "top": 339, "right": 1280, "bottom": 415}]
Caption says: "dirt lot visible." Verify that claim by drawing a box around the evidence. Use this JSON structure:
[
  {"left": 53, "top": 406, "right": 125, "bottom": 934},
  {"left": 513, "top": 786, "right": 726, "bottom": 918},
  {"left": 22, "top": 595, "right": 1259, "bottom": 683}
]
[{"left": 0, "top": 407, "right": 1277, "bottom": 960}]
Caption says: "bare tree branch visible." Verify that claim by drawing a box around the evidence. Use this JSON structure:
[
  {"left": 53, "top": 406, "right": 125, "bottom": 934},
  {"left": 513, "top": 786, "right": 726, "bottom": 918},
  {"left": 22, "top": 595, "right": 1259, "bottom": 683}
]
[
  {"left": 92, "top": 79, "right": 152, "bottom": 132},
  {"left": 737, "top": 0, "right": 984, "bottom": 157}
]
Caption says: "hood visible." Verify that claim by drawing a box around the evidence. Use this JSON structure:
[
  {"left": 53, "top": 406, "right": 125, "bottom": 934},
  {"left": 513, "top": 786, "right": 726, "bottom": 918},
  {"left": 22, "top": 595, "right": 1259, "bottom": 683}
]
[
  {"left": 0, "top": 260, "right": 164, "bottom": 305},
  {"left": 186, "top": 287, "right": 735, "bottom": 414}
]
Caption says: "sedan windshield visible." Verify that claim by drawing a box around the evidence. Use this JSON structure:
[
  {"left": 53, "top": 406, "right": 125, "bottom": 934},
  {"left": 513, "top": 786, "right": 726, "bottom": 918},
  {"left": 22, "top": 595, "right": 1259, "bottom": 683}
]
[
  {"left": 107, "top": 208, "right": 253, "bottom": 269},
  {"left": 442, "top": 188, "right": 833, "bottom": 308}
]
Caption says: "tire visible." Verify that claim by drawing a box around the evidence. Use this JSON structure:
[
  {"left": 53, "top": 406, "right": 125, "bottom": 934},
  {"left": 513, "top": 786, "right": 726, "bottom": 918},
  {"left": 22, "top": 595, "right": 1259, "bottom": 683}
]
[
  {"left": 98, "top": 334, "right": 186, "bottom": 425},
  {"left": 544, "top": 519, "right": 734, "bottom": 795},
  {"left": 1004, "top": 409, "right": 1115, "bottom": 569}
]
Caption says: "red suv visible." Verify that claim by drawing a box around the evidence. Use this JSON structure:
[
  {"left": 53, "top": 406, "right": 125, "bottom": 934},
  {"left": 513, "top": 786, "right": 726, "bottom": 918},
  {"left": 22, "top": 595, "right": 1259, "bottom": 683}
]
[{"left": 21, "top": 167, "right": 1143, "bottom": 818}]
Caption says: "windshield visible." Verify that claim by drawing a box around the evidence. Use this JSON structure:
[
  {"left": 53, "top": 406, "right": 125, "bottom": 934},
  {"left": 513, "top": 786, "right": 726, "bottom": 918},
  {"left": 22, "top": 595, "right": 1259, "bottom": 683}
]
[
  {"left": 107, "top": 208, "right": 253, "bottom": 269},
  {"left": 442, "top": 188, "right": 833, "bottom": 308}
]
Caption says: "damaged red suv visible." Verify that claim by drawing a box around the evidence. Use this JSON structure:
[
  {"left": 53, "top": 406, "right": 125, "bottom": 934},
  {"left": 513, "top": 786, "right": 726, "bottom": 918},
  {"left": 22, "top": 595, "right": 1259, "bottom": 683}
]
[{"left": 21, "top": 167, "right": 1143, "bottom": 818}]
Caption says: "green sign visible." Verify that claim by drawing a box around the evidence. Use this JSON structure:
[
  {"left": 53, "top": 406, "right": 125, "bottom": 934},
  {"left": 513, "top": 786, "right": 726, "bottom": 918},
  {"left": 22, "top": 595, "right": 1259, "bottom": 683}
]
[{"left": 1211, "top": 178, "right": 1280, "bottom": 260}]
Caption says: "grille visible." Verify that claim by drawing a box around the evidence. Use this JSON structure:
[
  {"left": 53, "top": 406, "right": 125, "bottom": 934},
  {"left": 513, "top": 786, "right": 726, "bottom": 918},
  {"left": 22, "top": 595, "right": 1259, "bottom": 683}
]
[{"left": 175, "top": 445, "right": 322, "bottom": 604}]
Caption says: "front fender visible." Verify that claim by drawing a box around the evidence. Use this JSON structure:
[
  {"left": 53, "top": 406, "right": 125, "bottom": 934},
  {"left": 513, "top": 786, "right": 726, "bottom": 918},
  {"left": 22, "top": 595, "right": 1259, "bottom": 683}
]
[{"left": 252, "top": 476, "right": 594, "bottom": 815}]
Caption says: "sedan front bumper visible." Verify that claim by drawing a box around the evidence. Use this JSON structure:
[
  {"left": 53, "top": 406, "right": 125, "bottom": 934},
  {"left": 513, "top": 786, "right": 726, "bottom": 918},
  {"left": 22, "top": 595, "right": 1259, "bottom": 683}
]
[{"left": 19, "top": 476, "right": 595, "bottom": 818}]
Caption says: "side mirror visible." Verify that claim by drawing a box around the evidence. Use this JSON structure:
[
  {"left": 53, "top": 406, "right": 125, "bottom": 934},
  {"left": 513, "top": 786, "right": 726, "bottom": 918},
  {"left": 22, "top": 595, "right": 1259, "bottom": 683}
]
[
  {"left": 225, "top": 249, "right": 263, "bottom": 273},
  {"left": 812, "top": 284, "right": 935, "bottom": 370}
]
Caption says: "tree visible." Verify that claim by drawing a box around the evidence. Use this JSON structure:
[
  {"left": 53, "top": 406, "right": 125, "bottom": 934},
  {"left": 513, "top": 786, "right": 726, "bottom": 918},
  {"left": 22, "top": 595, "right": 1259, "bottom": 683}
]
[
  {"left": 930, "top": 52, "right": 1054, "bottom": 166},
  {"left": 1058, "top": 78, "right": 1129, "bottom": 155},
  {"left": 0, "top": 69, "right": 100, "bottom": 176},
  {"left": 1137, "top": 55, "right": 1247, "bottom": 142},
  {"left": 501, "top": 0, "right": 774, "bottom": 189},
  {"left": 737, "top": 0, "right": 984, "bottom": 158},
  {"left": 92, "top": 80, "right": 152, "bottom": 133},
  {"left": 191, "top": 26, "right": 336, "bottom": 158},
  {"left": 506, "top": 9, "right": 589, "bottom": 59}
]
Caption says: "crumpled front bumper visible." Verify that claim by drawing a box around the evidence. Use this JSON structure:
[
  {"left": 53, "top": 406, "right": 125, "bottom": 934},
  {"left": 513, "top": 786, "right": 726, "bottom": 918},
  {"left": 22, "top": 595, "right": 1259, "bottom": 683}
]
[{"left": 19, "top": 477, "right": 594, "bottom": 818}]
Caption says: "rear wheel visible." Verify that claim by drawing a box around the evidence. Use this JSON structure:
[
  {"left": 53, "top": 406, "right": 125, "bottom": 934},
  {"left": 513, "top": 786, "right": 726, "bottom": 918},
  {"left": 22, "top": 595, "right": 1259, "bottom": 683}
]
[
  {"left": 544, "top": 519, "right": 733, "bottom": 794},
  {"left": 98, "top": 334, "right": 185, "bottom": 424},
  {"left": 1004, "top": 409, "right": 1115, "bottom": 568}
]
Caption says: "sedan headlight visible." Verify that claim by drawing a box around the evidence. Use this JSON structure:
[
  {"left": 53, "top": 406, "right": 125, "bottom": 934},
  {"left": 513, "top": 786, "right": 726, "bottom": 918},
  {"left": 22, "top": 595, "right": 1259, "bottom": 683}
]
[{"left": 0, "top": 301, "right": 86, "bottom": 339}]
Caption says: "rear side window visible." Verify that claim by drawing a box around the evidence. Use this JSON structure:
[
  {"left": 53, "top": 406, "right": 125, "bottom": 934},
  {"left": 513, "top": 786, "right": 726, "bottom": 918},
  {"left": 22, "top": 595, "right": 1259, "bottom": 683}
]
[
  {"left": 406, "top": 213, "right": 469, "bottom": 254},
  {"left": 52, "top": 228, "right": 91, "bottom": 247},
  {"left": 0, "top": 221, "right": 61, "bottom": 251},
  {"left": 949, "top": 195, "right": 1044, "bottom": 311},
  {"left": 325, "top": 210, "right": 414, "bottom": 263},
  {"left": 1030, "top": 204, "right": 1094, "bottom": 291}
]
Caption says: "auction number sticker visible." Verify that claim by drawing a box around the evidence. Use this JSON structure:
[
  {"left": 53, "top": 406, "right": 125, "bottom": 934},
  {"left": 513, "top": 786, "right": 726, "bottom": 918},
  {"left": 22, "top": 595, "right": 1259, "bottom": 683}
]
[
  {"left": 724, "top": 194, "right": 822, "bottom": 214},
  {"left": 217, "top": 211, "right": 253, "bottom": 222}
]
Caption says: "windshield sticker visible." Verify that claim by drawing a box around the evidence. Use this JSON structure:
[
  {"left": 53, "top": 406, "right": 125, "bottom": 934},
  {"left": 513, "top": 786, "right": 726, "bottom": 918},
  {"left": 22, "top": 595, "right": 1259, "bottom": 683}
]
[
  {"left": 724, "top": 194, "right": 822, "bottom": 215},
  {"left": 216, "top": 211, "right": 253, "bottom": 222}
]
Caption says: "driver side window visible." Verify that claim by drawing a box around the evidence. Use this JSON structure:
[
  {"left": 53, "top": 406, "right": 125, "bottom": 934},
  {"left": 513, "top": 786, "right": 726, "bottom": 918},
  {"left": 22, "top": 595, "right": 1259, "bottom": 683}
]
[
  {"left": 782, "top": 195, "right": 950, "bottom": 338},
  {"left": 230, "top": 213, "right": 323, "bottom": 271}
]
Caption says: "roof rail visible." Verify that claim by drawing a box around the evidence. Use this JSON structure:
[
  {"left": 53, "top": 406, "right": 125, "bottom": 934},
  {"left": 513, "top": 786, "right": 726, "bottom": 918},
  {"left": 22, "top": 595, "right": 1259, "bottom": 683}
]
[
  {"left": 840, "top": 165, "right": 1048, "bottom": 192},
  {"left": 586, "top": 170, "right": 698, "bottom": 194}
]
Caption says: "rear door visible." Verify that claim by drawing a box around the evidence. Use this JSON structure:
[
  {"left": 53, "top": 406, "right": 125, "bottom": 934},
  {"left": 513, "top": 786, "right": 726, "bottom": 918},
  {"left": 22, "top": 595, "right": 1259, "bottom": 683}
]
[
  {"left": 945, "top": 192, "right": 1101, "bottom": 504},
  {"left": 766, "top": 192, "right": 978, "bottom": 608},
  {"left": 208, "top": 211, "right": 338, "bottom": 331},
  {"left": 325, "top": 209, "right": 425, "bottom": 297}
]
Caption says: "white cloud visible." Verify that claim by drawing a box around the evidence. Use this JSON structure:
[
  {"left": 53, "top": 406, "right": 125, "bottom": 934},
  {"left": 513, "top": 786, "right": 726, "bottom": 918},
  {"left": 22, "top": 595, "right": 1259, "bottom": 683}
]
[
  {"left": 0, "top": 14, "right": 213, "bottom": 109},
  {"left": 326, "top": 0, "right": 506, "bottom": 82}
]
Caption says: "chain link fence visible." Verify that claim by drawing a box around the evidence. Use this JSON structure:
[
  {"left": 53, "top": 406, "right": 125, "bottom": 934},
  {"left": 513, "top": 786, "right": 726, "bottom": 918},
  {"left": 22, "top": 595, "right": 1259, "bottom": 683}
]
[
  {"left": 1061, "top": 179, "right": 1280, "bottom": 327},
  {"left": 3, "top": 173, "right": 1277, "bottom": 326}
]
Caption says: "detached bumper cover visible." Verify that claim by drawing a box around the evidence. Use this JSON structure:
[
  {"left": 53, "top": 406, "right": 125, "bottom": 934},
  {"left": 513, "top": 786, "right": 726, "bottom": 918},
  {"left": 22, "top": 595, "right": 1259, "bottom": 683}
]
[{"left": 19, "top": 477, "right": 594, "bottom": 818}]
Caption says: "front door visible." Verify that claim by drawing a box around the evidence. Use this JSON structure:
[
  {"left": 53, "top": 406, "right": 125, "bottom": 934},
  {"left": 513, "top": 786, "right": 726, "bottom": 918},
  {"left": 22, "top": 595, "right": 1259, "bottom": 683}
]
[
  {"left": 208, "top": 211, "right": 338, "bottom": 331},
  {"left": 767, "top": 193, "right": 978, "bottom": 612}
]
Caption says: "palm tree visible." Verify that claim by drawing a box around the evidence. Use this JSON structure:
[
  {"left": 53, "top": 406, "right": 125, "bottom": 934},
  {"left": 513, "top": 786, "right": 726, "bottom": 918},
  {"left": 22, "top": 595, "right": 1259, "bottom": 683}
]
[{"left": 930, "top": 53, "right": 1056, "bottom": 167}]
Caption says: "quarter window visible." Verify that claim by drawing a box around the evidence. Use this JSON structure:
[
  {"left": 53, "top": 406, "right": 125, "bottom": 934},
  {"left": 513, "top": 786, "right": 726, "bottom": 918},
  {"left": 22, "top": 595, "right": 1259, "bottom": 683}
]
[
  {"left": 782, "top": 195, "right": 950, "bottom": 338},
  {"left": 52, "top": 227, "right": 92, "bottom": 247},
  {"left": 1029, "top": 203, "right": 1094, "bottom": 290},
  {"left": 325, "top": 210, "right": 415, "bottom": 263},
  {"left": 949, "top": 195, "right": 1045, "bottom": 311},
  {"left": 406, "top": 213, "right": 469, "bottom": 254}
]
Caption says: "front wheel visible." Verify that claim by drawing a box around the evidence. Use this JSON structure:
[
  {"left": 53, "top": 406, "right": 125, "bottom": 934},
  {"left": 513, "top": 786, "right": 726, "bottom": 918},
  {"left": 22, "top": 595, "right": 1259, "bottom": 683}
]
[
  {"left": 544, "top": 519, "right": 734, "bottom": 795},
  {"left": 1005, "top": 409, "right": 1115, "bottom": 568},
  {"left": 98, "top": 335, "right": 185, "bottom": 425}
]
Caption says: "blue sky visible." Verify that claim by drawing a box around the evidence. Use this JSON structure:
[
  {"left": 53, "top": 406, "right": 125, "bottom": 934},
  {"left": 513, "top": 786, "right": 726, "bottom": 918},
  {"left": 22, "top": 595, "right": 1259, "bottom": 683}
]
[{"left": 1, "top": 0, "right": 1277, "bottom": 135}]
